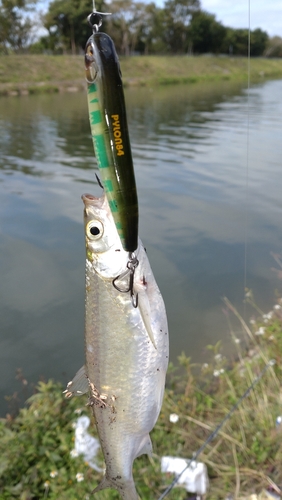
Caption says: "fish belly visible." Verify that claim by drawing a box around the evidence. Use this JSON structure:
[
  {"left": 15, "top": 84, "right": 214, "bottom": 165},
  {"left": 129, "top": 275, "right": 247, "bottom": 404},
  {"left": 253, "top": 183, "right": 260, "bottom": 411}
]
[{"left": 85, "top": 249, "right": 168, "bottom": 497}]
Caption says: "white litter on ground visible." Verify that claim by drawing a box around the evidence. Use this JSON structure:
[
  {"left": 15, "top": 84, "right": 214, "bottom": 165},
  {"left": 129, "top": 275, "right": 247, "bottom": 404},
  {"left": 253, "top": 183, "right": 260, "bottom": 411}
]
[
  {"left": 161, "top": 456, "right": 209, "bottom": 495},
  {"left": 72, "top": 415, "right": 103, "bottom": 472}
]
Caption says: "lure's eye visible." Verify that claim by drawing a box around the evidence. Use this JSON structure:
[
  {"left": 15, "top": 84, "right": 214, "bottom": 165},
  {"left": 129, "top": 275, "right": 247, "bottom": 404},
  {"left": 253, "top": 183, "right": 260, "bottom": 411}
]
[
  {"left": 86, "top": 45, "right": 93, "bottom": 56},
  {"left": 86, "top": 220, "right": 104, "bottom": 240},
  {"left": 85, "top": 60, "right": 98, "bottom": 83}
]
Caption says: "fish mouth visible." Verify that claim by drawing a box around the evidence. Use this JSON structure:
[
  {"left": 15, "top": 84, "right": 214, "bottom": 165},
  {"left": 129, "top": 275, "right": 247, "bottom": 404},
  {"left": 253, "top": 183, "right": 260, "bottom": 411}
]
[{"left": 81, "top": 193, "right": 105, "bottom": 208}]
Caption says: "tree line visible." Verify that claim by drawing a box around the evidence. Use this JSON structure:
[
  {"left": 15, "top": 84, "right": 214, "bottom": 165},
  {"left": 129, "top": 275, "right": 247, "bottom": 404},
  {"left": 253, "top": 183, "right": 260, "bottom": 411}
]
[{"left": 1, "top": 0, "right": 282, "bottom": 56}]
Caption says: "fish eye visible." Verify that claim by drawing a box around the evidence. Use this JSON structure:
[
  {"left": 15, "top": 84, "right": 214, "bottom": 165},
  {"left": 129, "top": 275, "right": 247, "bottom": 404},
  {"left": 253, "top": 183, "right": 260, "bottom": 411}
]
[{"left": 86, "top": 220, "right": 103, "bottom": 240}]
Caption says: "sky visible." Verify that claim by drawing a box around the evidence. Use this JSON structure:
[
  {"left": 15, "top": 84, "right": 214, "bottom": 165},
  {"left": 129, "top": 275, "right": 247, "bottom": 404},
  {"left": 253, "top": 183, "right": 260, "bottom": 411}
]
[{"left": 199, "top": 0, "right": 282, "bottom": 37}]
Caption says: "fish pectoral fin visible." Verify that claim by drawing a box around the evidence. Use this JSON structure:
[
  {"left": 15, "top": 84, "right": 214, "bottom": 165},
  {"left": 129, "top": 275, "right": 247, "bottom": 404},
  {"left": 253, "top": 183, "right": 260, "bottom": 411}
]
[
  {"left": 135, "top": 435, "right": 153, "bottom": 458},
  {"left": 63, "top": 365, "right": 89, "bottom": 398},
  {"left": 135, "top": 285, "right": 157, "bottom": 349}
]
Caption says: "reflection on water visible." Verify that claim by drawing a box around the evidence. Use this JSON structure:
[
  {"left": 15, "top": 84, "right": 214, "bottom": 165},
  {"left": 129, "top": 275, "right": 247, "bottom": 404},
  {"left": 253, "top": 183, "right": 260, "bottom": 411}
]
[{"left": 1, "top": 79, "right": 282, "bottom": 415}]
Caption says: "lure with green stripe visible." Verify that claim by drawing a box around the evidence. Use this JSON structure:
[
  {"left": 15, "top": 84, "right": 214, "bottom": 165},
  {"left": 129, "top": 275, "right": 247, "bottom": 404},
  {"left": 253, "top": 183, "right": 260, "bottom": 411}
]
[{"left": 85, "top": 32, "right": 138, "bottom": 253}]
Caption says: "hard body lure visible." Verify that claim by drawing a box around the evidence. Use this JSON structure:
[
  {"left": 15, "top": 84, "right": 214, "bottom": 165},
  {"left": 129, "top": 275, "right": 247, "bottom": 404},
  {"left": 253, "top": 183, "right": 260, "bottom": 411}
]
[
  {"left": 65, "top": 193, "right": 169, "bottom": 499},
  {"left": 85, "top": 29, "right": 138, "bottom": 253}
]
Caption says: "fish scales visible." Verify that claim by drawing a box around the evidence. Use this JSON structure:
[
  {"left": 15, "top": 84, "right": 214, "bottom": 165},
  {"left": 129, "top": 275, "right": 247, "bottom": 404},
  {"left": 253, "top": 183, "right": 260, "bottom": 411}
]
[{"left": 67, "top": 193, "right": 169, "bottom": 499}]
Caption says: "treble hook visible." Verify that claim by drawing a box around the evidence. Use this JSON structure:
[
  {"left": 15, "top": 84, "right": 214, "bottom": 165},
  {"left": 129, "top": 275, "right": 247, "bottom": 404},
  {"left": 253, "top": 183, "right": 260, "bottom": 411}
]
[{"left": 112, "top": 253, "right": 139, "bottom": 308}]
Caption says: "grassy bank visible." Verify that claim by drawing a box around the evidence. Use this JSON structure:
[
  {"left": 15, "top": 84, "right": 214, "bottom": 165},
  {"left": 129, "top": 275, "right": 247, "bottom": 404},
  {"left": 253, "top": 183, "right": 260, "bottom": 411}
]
[
  {"left": 1, "top": 54, "right": 282, "bottom": 96},
  {"left": 0, "top": 293, "right": 281, "bottom": 499}
]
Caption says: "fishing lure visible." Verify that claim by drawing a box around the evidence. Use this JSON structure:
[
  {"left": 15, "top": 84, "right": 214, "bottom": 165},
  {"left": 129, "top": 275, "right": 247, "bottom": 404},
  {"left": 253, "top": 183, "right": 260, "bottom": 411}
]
[{"left": 85, "top": 12, "right": 139, "bottom": 254}]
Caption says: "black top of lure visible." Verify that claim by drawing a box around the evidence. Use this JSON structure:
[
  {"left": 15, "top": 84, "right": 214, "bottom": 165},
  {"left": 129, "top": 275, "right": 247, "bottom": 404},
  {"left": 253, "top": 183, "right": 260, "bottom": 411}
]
[{"left": 85, "top": 14, "right": 139, "bottom": 254}]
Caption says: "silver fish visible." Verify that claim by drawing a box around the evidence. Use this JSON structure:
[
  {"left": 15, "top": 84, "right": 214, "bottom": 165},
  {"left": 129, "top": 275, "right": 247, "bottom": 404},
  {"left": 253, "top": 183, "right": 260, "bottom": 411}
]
[{"left": 65, "top": 192, "right": 169, "bottom": 499}]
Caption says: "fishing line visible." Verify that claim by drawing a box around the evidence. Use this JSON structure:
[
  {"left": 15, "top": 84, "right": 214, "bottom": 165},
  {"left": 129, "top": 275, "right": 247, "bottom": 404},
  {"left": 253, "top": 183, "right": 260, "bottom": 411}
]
[
  {"left": 157, "top": 359, "right": 275, "bottom": 500},
  {"left": 158, "top": 4, "right": 263, "bottom": 500},
  {"left": 158, "top": 5, "right": 257, "bottom": 499},
  {"left": 244, "top": 0, "right": 251, "bottom": 317}
]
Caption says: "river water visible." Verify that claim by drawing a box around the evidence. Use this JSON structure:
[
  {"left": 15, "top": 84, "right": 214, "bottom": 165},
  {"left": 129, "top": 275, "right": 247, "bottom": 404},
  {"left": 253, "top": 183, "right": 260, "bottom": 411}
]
[{"left": 1, "top": 78, "right": 282, "bottom": 415}]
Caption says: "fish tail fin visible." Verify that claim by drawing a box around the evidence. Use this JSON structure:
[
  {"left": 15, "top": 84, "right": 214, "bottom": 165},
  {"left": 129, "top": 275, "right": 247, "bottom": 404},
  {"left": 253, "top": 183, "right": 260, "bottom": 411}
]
[{"left": 120, "top": 482, "right": 140, "bottom": 500}]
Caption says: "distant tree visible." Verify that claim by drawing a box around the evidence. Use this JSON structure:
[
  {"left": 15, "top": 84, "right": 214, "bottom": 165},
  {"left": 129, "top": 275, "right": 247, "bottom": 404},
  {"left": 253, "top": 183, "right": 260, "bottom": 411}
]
[
  {"left": 106, "top": 0, "right": 139, "bottom": 55},
  {"left": 264, "top": 36, "right": 282, "bottom": 57},
  {"left": 190, "top": 10, "right": 226, "bottom": 54},
  {"left": 28, "top": 34, "right": 58, "bottom": 54},
  {"left": 34, "top": 0, "right": 270, "bottom": 56},
  {"left": 0, "top": 0, "right": 37, "bottom": 53},
  {"left": 221, "top": 28, "right": 249, "bottom": 56},
  {"left": 106, "top": 0, "right": 163, "bottom": 55},
  {"left": 250, "top": 28, "right": 268, "bottom": 56},
  {"left": 161, "top": 0, "right": 201, "bottom": 53},
  {"left": 221, "top": 27, "right": 268, "bottom": 56},
  {"left": 221, "top": 28, "right": 234, "bottom": 55},
  {"left": 131, "top": 2, "right": 163, "bottom": 54},
  {"left": 43, "top": 0, "right": 105, "bottom": 54},
  {"left": 41, "top": 0, "right": 166, "bottom": 55}
]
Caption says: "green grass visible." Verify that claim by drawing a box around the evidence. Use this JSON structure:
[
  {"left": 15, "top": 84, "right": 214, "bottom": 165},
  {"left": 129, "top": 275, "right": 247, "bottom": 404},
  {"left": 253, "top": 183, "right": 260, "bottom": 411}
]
[
  {"left": 0, "top": 292, "right": 281, "bottom": 499},
  {"left": 1, "top": 54, "right": 282, "bottom": 95}
]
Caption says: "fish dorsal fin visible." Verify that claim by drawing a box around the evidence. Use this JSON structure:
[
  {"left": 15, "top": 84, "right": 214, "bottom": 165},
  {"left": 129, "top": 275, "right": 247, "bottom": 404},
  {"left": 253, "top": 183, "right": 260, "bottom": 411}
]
[{"left": 63, "top": 365, "right": 89, "bottom": 398}]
